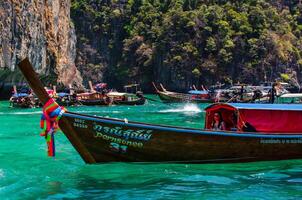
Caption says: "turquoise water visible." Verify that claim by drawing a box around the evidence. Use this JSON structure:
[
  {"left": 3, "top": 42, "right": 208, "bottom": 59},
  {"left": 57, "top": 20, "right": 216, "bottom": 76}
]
[{"left": 1, "top": 96, "right": 302, "bottom": 199}]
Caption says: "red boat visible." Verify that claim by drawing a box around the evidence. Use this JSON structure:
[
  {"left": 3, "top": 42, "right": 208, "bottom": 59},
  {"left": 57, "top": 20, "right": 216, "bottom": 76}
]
[{"left": 18, "top": 58, "right": 302, "bottom": 164}]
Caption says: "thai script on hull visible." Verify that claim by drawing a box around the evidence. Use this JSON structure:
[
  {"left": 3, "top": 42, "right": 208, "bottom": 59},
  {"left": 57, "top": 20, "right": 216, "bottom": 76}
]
[{"left": 93, "top": 124, "right": 153, "bottom": 141}]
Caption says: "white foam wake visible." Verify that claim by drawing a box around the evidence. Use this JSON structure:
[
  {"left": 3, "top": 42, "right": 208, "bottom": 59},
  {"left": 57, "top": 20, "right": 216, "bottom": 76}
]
[
  {"left": 0, "top": 111, "right": 42, "bottom": 115},
  {"left": 159, "top": 104, "right": 202, "bottom": 113}
]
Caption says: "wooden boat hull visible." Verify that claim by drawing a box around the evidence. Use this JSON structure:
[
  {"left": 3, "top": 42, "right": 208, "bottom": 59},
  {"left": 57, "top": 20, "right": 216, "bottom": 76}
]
[
  {"left": 55, "top": 97, "right": 78, "bottom": 107},
  {"left": 10, "top": 102, "right": 34, "bottom": 108},
  {"left": 158, "top": 91, "right": 213, "bottom": 103},
  {"left": 114, "top": 97, "right": 146, "bottom": 105},
  {"left": 61, "top": 112, "right": 302, "bottom": 163},
  {"left": 77, "top": 92, "right": 112, "bottom": 106},
  {"left": 56, "top": 100, "right": 78, "bottom": 107},
  {"left": 78, "top": 100, "right": 110, "bottom": 106},
  {"left": 9, "top": 97, "right": 36, "bottom": 108}
]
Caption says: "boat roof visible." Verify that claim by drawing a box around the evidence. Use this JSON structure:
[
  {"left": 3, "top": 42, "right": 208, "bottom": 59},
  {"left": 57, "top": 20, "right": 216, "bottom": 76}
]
[
  {"left": 107, "top": 92, "right": 127, "bottom": 96},
  {"left": 12, "top": 93, "right": 29, "bottom": 98},
  {"left": 205, "top": 103, "right": 302, "bottom": 111},
  {"left": 205, "top": 103, "right": 302, "bottom": 133},
  {"left": 57, "top": 92, "right": 69, "bottom": 97},
  {"left": 279, "top": 93, "right": 302, "bottom": 98},
  {"left": 77, "top": 92, "right": 95, "bottom": 96},
  {"left": 124, "top": 84, "right": 139, "bottom": 88},
  {"left": 280, "top": 82, "right": 290, "bottom": 86},
  {"left": 188, "top": 90, "right": 208, "bottom": 94}
]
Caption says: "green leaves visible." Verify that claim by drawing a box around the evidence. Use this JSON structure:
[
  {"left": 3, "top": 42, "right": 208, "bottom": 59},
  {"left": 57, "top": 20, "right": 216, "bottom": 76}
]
[{"left": 71, "top": 0, "right": 302, "bottom": 87}]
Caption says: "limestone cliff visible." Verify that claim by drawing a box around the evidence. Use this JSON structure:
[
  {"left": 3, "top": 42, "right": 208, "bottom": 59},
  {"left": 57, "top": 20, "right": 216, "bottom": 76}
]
[{"left": 0, "top": 0, "right": 82, "bottom": 87}]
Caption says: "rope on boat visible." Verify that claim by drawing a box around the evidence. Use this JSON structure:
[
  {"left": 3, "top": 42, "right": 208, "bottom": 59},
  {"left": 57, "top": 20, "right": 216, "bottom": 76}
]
[{"left": 40, "top": 98, "right": 66, "bottom": 157}]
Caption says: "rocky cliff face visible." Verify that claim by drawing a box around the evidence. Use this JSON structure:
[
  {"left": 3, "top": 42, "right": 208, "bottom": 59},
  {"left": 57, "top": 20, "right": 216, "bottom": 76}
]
[
  {"left": 70, "top": 1, "right": 127, "bottom": 88},
  {"left": 0, "top": 0, "right": 82, "bottom": 87}
]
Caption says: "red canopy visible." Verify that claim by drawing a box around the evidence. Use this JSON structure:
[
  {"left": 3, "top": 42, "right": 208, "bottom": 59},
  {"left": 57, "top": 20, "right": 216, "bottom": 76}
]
[
  {"left": 238, "top": 109, "right": 302, "bottom": 133},
  {"left": 205, "top": 103, "right": 302, "bottom": 134},
  {"left": 205, "top": 104, "right": 237, "bottom": 131}
]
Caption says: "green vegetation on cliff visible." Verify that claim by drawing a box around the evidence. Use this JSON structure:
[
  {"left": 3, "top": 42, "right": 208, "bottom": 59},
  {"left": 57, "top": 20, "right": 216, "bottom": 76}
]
[{"left": 71, "top": 0, "right": 302, "bottom": 90}]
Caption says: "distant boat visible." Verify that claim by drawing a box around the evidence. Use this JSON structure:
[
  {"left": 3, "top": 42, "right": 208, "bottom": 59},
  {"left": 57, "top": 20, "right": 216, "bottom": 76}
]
[
  {"left": 17, "top": 58, "right": 302, "bottom": 164},
  {"left": 77, "top": 82, "right": 145, "bottom": 106},
  {"left": 152, "top": 82, "right": 213, "bottom": 103},
  {"left": 107, "top": 91, "right": 145, "bottom": 106},
  {"left": 76, "top": 92, "right": 112, "bottom": 106},
  {"left": 9, "top": 85, "right": 36, "bottom": 108},
  {"left": 54, "top": 92, "right": 78, "bottom": 107},
  {"left": 76, "top": 81, "right": 112, "bottom": 106},
  {"left": 107, "top": 84, "right": 145, "bottom": 106},
  {"left": 274, "top": 93, "right": 302, "bottom": 104}
]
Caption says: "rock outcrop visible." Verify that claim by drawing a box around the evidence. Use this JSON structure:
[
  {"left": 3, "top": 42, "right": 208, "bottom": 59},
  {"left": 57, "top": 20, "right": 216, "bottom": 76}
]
[{"left": 0, "top": 0, "right": 82, "bottom": 87}]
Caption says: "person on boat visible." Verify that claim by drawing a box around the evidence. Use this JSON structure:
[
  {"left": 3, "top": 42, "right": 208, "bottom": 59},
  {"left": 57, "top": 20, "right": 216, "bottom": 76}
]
[
  {"left": 269, "top": 82, "right": 281, "bottom": 103},
  {"left": 211, "top": 112, "right": 226, "bottom": 131},
  {"left": 242, "top": 122, "right": 257, "bottom": 132},
  {"left": 240, "top": 85, "right": 244, "bottom": 101},
  {"left": 230, "top": 112, "right": 238, "bottom": 131}
]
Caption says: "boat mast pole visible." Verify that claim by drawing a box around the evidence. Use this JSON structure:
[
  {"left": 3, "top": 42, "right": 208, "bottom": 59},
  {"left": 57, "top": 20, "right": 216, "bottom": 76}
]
[
  {"left": 18, "top": 59, "right": 49, "bottom": 104},
  {"left": 18, "top": 58, "right": 96, "bottom": 164}
]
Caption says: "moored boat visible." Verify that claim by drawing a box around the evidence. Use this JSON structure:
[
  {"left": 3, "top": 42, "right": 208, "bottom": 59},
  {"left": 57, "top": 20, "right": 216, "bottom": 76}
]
[
  {"left": 54, "top": 92, "right": 78, "bottom": 106},
  {"left": 107, "top": 84, "right": 146, "bottom": 106},
  {"left": 152, "top": 82, "right": 213, "bottom": 103},
  {"left": 76, "top": 92, "right": 112, "bottom": 106},
  {"left": 76, "top": 81, "right": 112, "bottom": 106},
  {"left": 50, "top": 86, "right": 78, "bottom": 107},
  {"left": 275, "top": 93, "right": 302, "bottom": 104},
  {"left": 9, "top": 86, "right": 36, "bottom": 108},
  {"left": 107, "top": 91, "right": 145, "bottom": 106},
  {"left": 18, "top": 58, "right": 302, "bottom": 164}
]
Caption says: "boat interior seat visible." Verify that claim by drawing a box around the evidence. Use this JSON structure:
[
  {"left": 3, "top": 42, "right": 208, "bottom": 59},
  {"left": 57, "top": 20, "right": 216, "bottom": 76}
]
[{"left": 224, "top": 121, "right": 235, "bottom": 131}]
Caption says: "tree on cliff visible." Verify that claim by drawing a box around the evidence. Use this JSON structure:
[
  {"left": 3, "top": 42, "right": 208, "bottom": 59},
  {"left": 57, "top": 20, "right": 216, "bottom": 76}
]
[{"left": 71, "top": 0, "right": 302, "bottom": 90}]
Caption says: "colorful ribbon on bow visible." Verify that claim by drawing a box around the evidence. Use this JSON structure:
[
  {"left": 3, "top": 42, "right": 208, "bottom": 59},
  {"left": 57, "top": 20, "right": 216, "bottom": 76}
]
[{"left": 40, "top": 98, "right": 66, "bottom": 157}]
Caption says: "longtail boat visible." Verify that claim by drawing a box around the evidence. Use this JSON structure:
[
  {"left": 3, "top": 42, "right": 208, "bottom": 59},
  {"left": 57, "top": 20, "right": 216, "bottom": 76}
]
[
  {"left": 152, "top": 82, "right": 213, "bottom": 103},
  {"left": 76, "top": 92, "right": 111, "bottom": 106},
  {"left": 107, "top": 84, "right": 146, "bottom": 106},
  {"left": 274, "top": 93, "right": 302, "bottom": 104},
  {"left": 50, "top": 86, "right": 76, "bottom": 107},
  {"left": 9, "top": 85, "right": 36, "bottom": 108},
  {"left": 54, "top": 92, "right": 78, "bottom": 107},
  {"left": 76, "top": 81, "right": 112, "bottom": 106},
  {"left": 18, "top": 58, "right": 302, "bottom": 164},
  {"left": 107, "top": 91, "right": 145, "bottom": 106}
]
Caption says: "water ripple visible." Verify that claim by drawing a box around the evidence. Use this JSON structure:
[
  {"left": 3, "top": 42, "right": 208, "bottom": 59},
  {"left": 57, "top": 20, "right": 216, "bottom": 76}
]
[{"left": 1, "top": 99, "right": 302, "bottom": 199}]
